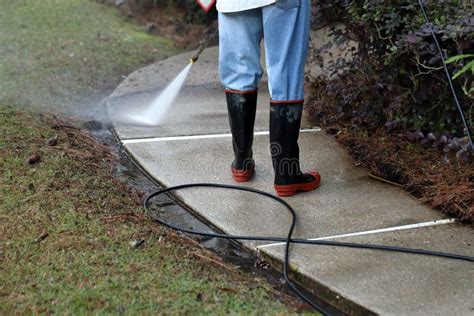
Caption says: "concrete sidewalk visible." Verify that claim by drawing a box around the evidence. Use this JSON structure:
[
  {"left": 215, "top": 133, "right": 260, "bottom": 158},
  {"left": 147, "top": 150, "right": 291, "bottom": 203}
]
[{"left": 107, "top": 48, "right": 473, "bottom": 315}]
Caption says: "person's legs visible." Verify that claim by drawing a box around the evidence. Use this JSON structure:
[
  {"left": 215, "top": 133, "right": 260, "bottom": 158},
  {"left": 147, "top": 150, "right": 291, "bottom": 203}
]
[
  {"left": 263, "top": 0, "right": 321, "bottom": 196},
  {"left": 262, "top": 0, "right": 310, "bottom": 102},
  {"left": 218, "top": 10, "right": 263, "bottom": 182},
  {"left": 218, "top": 9, "right": 263, "bottom": 92}
]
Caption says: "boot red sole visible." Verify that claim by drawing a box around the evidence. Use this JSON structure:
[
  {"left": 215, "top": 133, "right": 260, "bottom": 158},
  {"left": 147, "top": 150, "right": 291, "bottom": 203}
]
[
  {"left": 274, "top": 171, "right": 321, "bottom": 197},
  {"left": 231, "top": 166, "right": 255, "bottom": 182}
]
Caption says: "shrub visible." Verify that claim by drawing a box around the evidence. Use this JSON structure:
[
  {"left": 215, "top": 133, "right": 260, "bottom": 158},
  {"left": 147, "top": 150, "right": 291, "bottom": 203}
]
[{"left": 307, "top": 0, "right": 473, "bottom": 158}]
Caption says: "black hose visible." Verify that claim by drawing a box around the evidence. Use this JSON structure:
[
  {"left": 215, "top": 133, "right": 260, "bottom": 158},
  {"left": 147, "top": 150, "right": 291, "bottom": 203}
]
[
  {"left": 144, "top": 183, "right": 474, "bottom": 314},
  {"left": 140, "top": 2, "right": 473, "bottom": 313}
]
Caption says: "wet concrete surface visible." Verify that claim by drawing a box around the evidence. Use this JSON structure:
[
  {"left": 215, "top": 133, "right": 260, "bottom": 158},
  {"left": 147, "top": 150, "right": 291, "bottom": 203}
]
[
  {"left": 87, "top": 125, "right": 325, "bottom": 308},
  {"left": 107, "top": 47, "right": 474, "bottom": 315},
  {"left": 123, "top": 134, "right": 449, "bottom": 243},
  {"left": 107, "top": 84, "right": 271, "bottom": 140}
]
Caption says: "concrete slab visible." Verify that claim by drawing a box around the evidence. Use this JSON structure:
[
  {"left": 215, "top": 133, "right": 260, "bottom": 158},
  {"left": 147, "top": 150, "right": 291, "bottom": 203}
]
[
  {"left": 124, "top": 132, "right": 447, "bottom": 239},
  {"left": 263, "top": 224, "right": 473, "bottom": 315},
  {"left": 110, "top": 49, "right": 474, "bottom": 314},
  {"left": 123, "top": 133, "right": 473, "bottom": 314}
]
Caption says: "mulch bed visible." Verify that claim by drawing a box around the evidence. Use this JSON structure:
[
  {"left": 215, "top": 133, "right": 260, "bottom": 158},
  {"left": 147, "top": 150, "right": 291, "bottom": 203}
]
[{"left": 326, "top": 128, "right": 474, "bottom": 222}]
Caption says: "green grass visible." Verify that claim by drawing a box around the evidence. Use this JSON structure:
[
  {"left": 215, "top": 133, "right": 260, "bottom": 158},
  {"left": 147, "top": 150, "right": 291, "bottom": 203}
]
[
  {"left": 0, "top": 106, "right": 310, "bottom": 314},
  {"left": 0, "top": 0, "right": 316, "bottom": 314},
  {"left": 0, "top": 0, "right": 178, "bottom": 110}
]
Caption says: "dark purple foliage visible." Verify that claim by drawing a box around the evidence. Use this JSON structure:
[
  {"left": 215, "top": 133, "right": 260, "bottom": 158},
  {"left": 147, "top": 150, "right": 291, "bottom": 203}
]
[{"left": 308, "top": 0, "right": 473, "bottom": 161}]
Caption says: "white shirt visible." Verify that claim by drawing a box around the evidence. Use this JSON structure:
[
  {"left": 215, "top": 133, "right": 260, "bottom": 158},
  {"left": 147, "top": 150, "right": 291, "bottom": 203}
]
[{"left": 216, "top": 0, "right": 277, "bottom": 12}]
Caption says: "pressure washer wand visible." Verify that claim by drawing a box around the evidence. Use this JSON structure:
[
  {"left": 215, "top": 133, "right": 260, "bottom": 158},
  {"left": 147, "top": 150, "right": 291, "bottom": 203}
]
[{"left": 190, "top": 28, "right": 219, "bottom": 64}]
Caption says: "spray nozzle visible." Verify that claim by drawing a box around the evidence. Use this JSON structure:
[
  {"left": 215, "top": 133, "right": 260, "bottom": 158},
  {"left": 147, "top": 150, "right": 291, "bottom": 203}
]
[{"left": 189, "top": 28, "right": 218, "bottom": 65}]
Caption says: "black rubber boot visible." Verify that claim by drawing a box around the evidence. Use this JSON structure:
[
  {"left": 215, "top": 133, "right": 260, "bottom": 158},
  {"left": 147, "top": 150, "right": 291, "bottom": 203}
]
[
  {"left": 269, "top": 101, "right": 320, "bottom": 196},
  {"left": 226, "top": 90, "right": 258, "bottom": 182}
]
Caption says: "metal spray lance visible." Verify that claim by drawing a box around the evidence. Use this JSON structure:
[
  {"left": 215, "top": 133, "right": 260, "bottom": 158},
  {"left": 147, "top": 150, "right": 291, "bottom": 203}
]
[{"left": 190, "top": 28, "right": 219, "bottom": 64}]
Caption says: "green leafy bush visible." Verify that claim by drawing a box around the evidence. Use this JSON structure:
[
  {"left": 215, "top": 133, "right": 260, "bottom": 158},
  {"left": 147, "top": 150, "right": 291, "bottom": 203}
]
[{"left": 308, "top": 0, "right": 473, "bottom": 158}]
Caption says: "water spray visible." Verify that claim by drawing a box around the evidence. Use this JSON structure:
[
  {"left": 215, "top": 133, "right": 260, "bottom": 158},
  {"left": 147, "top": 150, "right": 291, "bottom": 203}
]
[
  {"left": 111, "top": 29, "right": 218, "bottom": 127},
  {"left": 132, "top": 4, "right": 474, "bottom": 314}
]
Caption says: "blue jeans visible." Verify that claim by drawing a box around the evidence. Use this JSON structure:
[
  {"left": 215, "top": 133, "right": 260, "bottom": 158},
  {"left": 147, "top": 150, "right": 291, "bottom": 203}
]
[{"left": 218, "top": 0, "right": 310, "bottom": 102}]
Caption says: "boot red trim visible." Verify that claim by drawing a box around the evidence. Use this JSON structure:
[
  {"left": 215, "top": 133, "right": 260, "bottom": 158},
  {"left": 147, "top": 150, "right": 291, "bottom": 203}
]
[
  {"left": 225, "top": 89, "right": 258, "bottom": 94},
  {"left": 231, "top": 165, "right": 255, "bottom": 182},
  {"left": 270, "top": 99, "right": 304, "bottom": 104},
  {"left": 274, "top": 171, "right": 321, "bottom": 197}
]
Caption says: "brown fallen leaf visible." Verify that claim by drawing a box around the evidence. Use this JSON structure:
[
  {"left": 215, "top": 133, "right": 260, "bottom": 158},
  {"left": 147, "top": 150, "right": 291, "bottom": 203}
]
[
  {"left": 35, "top": 232, "right": 49, "bottom": 243},
  {"left": 78, "top": 278, "right": 88, "bottom": 289},
  {"left": 196, "top": 293, "right": 204, "bottom": 301},
  {"left": 27, "top": 153, "right": 41, "bottom": 164},
  {"left": 46, "top": 135, "right": 59, "bottom": 146},
  {"left": 217, "top": 287, "right": 238, "bottom": 293},
  {"left": 129, "top": 239, "right": 145, "bottom": 249}
]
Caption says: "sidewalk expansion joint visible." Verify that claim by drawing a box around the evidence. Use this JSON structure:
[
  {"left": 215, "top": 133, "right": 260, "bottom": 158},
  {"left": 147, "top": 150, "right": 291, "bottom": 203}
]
[
  {"left": 121, "top": 128, "right": 322, "bottom": 145},
  {"left": 256, "top": 218, "right": 456, "bottom": 250}
]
